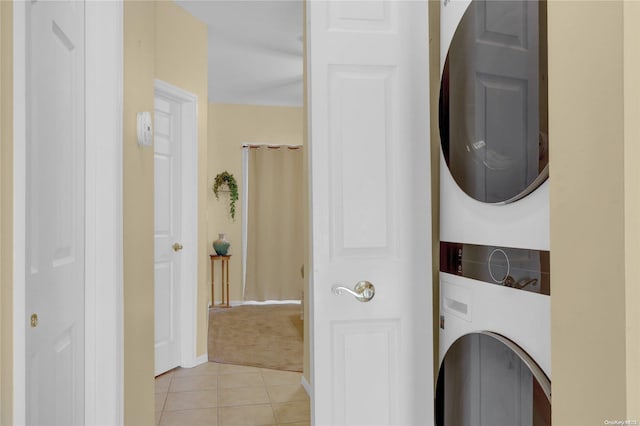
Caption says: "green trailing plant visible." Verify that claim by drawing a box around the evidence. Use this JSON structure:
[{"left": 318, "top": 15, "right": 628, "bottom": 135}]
[{"left": 213, "top": 171, "right": 239, "bottom": 220}]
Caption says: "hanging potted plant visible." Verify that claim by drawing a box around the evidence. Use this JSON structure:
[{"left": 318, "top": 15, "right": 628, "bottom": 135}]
[{"left": 213, "top": 171, "right": 239, "bottom": 220}]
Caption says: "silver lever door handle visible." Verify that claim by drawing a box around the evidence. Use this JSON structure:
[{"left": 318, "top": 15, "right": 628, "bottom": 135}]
[{"left": 332, "top": 281, "right": 375, "bottom": 302}]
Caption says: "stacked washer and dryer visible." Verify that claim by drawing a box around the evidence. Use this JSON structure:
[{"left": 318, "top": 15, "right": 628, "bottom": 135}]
[{"left": 435, "top": 0, "right": 552, "bottom": 425}]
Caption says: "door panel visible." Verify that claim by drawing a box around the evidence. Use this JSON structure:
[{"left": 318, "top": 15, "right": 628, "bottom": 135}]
[
  {"left": 154, "top": 94, "right": 182, "bottom": 375},
  {"left": 308, "top": 1, "right": 432, "bottom": 424},
  {"left": 328, "top": 1, "right": 394, "bottom": 32},
  {"left": 26, "top": 1, "right": 85, "bottom": 425},
  {"left": 332, "top": 320, "right": 399, "bottom": 426},
  {"left": 329, "top": 66, "right": 395, "bottom": 256}
]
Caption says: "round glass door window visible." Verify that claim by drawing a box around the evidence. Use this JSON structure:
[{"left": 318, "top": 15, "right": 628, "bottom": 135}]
[
  {"left": 439, "top": 0, "right": 548, "bottom": 203},
  {"left": 435, "top": 332, "right": 551, "bottom": 426}
]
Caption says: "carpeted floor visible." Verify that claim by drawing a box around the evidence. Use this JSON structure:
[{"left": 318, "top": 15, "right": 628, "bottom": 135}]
[{"left": 208, "top": 304, "right": 303, "bottom": 372}]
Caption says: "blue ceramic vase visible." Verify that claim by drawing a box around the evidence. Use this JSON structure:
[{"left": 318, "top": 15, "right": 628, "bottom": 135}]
[{"left": 213, "top": 233, "right": 230, "bottom": 256}]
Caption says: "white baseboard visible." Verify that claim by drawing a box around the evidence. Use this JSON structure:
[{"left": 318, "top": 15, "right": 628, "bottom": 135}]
[
  {"left": 301, "top": 375, "right": 312, "bottom": 398},
  {"left": 181, "top": 354, "right": 208, "bottom": 369}
]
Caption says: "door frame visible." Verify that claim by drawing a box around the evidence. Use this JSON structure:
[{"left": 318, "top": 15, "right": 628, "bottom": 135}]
[
  {"left": 153, "top": 79, "right": 200, "bottom": 369},
  {"left": 13, "top": 2, "right": 124, "bottom": 425}
]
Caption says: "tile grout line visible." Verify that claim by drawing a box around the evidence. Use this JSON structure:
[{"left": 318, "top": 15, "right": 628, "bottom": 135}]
[
  {"left": 262, "top": 369, "right": 279, "bottom": 425},
  {"left": 158, "top": 372, "right": 171, "bottom": 426}
]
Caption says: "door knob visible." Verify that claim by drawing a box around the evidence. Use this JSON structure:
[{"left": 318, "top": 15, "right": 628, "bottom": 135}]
[
  {"left": 172, "top": 243, "right": 183, "bottom": 252},
  {"left": 30, "top": 313, "right": 38, "bottom": 328},
  {"left": 332, "top": 281, "right": 375, "bottom": 302}
]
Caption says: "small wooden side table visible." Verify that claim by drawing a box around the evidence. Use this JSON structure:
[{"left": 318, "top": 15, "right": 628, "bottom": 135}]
[{"left": 210, "top": 254, "right": 231, "bottom": 308}]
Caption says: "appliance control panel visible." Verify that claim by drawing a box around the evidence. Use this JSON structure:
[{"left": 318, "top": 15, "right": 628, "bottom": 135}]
[{"left": 440, "top": 241, "right": 550, "bottom": 296}]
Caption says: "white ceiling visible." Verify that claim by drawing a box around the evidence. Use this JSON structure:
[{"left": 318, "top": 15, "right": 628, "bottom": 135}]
[{"left": 176, "top": 1, "right": 304, "bottom": 107}]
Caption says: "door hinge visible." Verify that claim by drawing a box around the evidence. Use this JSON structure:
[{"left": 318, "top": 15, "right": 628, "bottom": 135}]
[{"left": 439, "top": 315, "right": 445, "bottom": 330}]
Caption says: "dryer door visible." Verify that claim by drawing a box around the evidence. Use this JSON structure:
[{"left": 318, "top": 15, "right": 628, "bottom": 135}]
[
  {"left": 439, "top": 0, "right": 548, "bottom": 204},
  {"left": 435, "top": 332, "right": 551, "bottom": 426}
]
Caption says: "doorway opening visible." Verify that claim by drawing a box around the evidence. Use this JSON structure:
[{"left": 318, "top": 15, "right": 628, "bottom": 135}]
[
  {"left": 154, "top": 2, "right": 309, "bottom": 424},
  {"left": 167, "top": 0, "right": 306, "bottom": 373}
]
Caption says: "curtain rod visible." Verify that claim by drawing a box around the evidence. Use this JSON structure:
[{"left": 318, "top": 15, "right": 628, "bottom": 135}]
[{"left": 242, "top": 144, "right": 302, "bottom": 150}]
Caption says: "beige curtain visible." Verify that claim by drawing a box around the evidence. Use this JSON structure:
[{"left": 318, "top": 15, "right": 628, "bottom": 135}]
[{"left": 245, "top": 146, "right": 304, "bottom": 301}]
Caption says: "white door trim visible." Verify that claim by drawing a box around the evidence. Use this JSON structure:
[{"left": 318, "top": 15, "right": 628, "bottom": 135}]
[
  {"left": 154, "top": 79, "right": 200, "bottom": 368},
  {"left": 13, "top": 2, "right": 124, "bottom": 425},
  {"left": 241, "top": 146, "right": 249, "bottom": 296},
  {"left": 13, "top": 3, "right": 26, "bottom": 423},
  {"left": 84, "top": 3, "right": 124, "bottom": 425}
]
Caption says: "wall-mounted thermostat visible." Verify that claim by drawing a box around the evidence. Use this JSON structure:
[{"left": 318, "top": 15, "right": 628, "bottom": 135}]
[{"left": 137, "top": 112, "right": 153, "bottom": 146}]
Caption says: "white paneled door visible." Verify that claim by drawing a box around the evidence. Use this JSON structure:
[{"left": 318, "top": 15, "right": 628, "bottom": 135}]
[
  {"left": 26, "top": 1, "right": 85, "bottom": 425},
  {"left": 154, "top": 94, "right": 183, "bottom": 375},
  {"left": 308, "top": 2, "right": 433, "bottom": 425}
]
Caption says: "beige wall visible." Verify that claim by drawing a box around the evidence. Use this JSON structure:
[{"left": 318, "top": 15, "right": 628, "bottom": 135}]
[
  {"left": 207, "top": 104, "right": 304, "bottom": 303},
  {"left": 0, "top": 2, "right": 13, "bottom": 424},
  {"left": 123, "top": 2, "right": 156, "bottom": 424},
  {"left": 549, "top": 0, "right": 639, "bottom": 422},
  {"left": 124, "top": 2, "right": 208, "bottom": 424}
]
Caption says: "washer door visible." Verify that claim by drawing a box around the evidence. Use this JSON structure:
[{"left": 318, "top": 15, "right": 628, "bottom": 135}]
[
  {"left": 435, "top": 332, "right": 551, "bottom": 426},
  {"left": 439, "top": 0, "right": 548, "bottom": 204}
]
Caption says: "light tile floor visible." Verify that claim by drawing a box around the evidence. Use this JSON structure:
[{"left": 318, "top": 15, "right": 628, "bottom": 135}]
[{"left": 155, "top": 362, "right": 310, "bottom": 426}]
